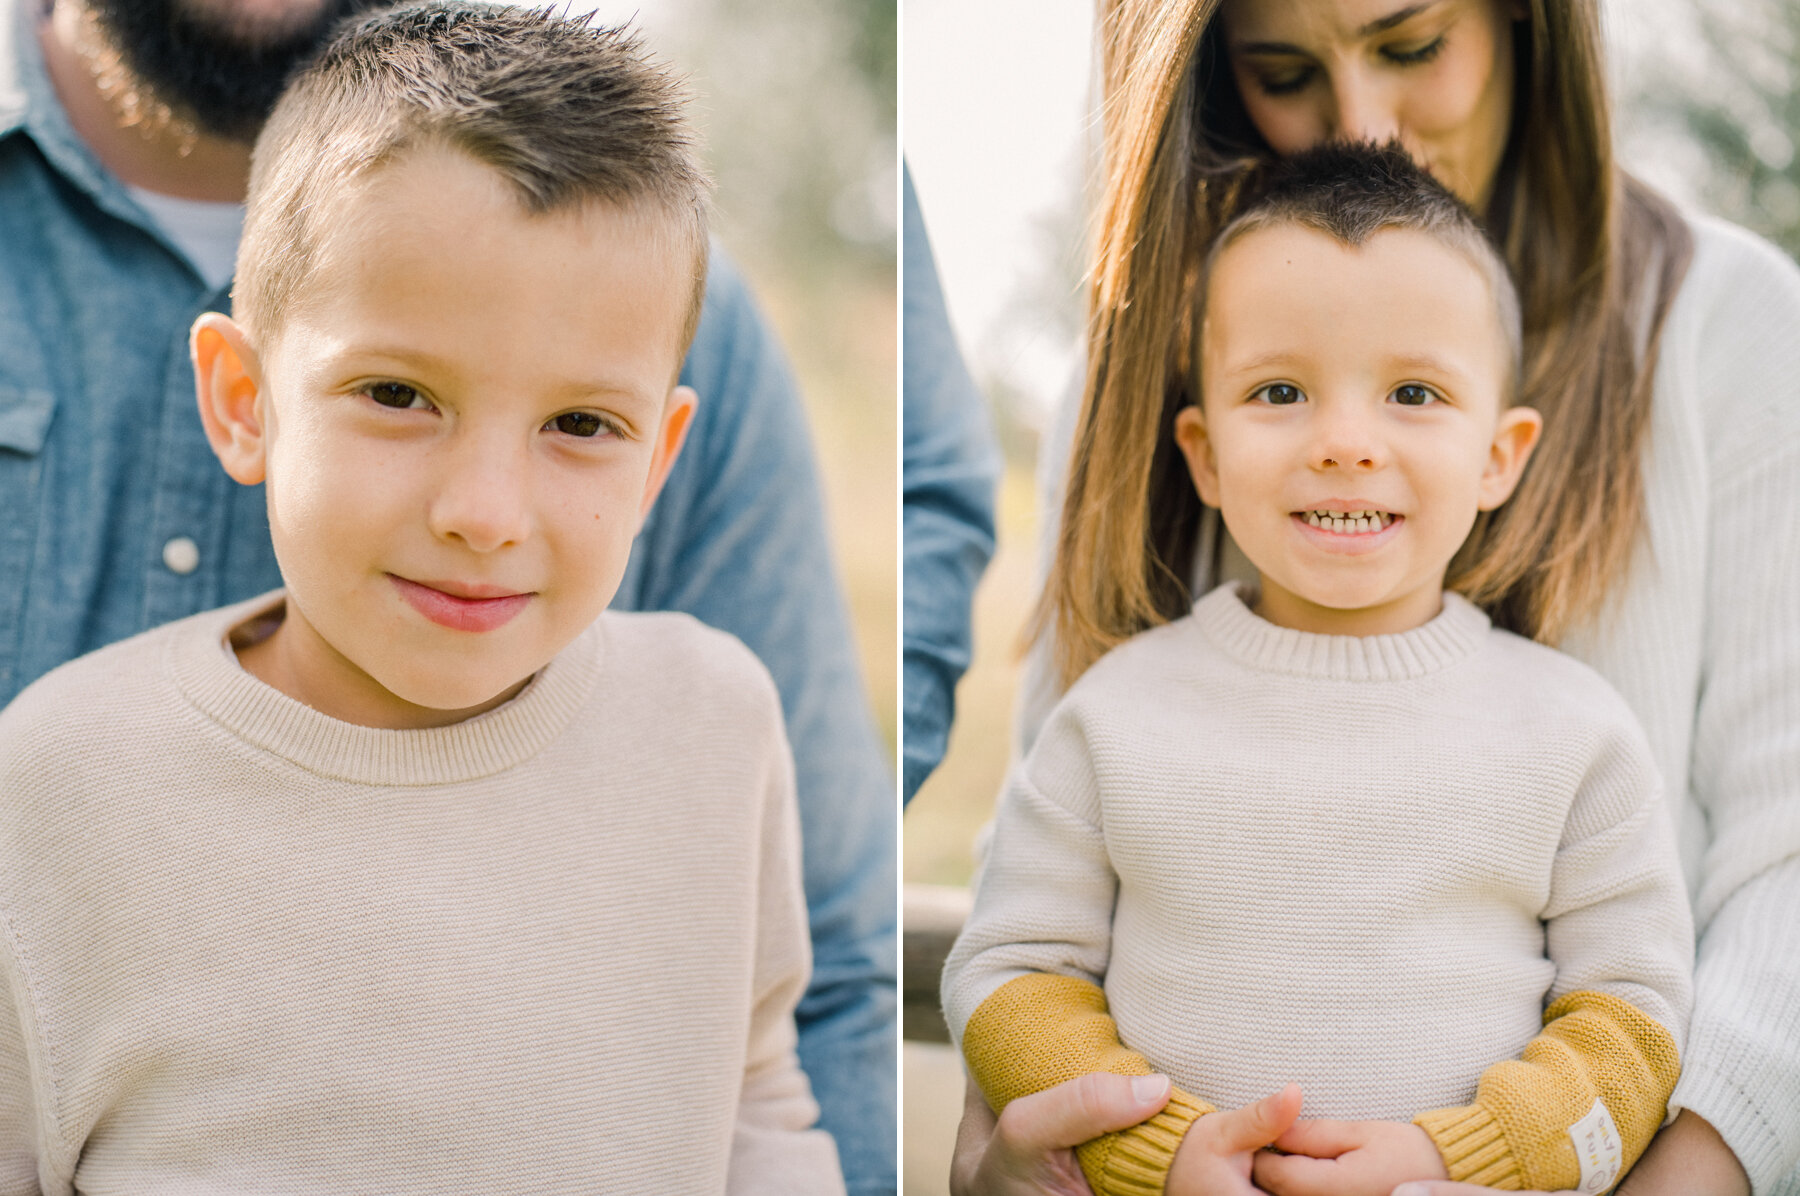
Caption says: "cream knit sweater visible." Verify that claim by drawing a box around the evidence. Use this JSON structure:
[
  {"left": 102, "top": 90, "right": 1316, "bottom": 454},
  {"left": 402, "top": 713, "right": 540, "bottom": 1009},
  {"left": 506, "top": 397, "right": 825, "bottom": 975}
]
[
  {"left": 1020, "top": 213, "right": 1800, "bottom": 1192},
  {"left": 0, "top": 593, "right": 844, "bottom": 1196},
  {"left": 948, "top": 584, "right": 1694, "bottom": 1129}
]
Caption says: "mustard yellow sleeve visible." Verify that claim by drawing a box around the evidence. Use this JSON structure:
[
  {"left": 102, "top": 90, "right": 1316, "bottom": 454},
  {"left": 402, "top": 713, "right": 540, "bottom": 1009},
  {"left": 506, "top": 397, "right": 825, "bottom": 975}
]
[
  {"left": 961, "top": 973, "right": 1214, "bottom": 1196},
  {"left": 1413, "top": 990, "right": 1681, "bottom": 1192}
]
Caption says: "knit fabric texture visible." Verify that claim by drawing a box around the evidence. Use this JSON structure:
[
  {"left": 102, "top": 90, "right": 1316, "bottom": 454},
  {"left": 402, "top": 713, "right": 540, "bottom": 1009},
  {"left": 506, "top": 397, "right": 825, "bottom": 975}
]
[
  {"left": 947, "top": 583, "right": 1694, "bottom": 1194},
  {"left": 1414, "top": 989, "right": 1681, "bottom": 1189},
  {"left": 0, "top": 593, "right": 844, "bottom": 1195}
]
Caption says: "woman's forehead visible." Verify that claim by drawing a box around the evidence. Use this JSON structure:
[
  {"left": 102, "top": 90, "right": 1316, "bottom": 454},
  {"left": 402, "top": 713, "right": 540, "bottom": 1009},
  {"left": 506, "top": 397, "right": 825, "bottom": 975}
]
[{"left": 1221, "top": 0, "right": 1457, "bottom": 44}]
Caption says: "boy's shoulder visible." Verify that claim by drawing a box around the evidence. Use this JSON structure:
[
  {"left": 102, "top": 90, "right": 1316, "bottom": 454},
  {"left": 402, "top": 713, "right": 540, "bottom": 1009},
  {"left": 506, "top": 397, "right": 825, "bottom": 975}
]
[
  {"left": 589, "top": 608, "right": 783, "bottom": 724},
  {"left": 0, "top": 601, "right": 223, "bottom": 752},
  {"left": 0, "top": 600, "right": 257, "bottom": 843}
]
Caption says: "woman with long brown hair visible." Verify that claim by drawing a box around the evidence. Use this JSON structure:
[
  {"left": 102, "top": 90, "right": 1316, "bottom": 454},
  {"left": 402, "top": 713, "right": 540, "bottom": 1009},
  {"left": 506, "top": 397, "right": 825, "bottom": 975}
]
[{"left": 947, "top": 1, "right": 1800, "bottom": 1193}]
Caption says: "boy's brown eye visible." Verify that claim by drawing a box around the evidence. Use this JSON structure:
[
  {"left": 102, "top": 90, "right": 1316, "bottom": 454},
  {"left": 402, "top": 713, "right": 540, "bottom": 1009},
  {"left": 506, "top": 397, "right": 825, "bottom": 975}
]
[
  {"left": 551, "top": 412, "right": 607, "bottom": 437},
  {"left": 368, "top": 382, "right": 422, "bottom": 409},
  {"left": 1256, "top": 383, "right": 1304, "bottom": 405},
  {"left": 1392, "top": 384, "right": 1437, "bottom": 406}
]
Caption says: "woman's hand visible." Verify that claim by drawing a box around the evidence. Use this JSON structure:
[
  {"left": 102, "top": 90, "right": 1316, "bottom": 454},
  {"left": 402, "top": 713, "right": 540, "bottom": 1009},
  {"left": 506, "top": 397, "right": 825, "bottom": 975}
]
[
  {"left": 948, "top": 1071, "right": 1173, "bottom": 1196},
  {"left": 1250, "top": 1119, "right": 1447, "bottom": 1196},
  {"left": 1612, "top": 1109, "right": 1749, "bottom": 1196},
  {"left": 1165, "top": 1084, "right": 1303, "bottom": 1195}
]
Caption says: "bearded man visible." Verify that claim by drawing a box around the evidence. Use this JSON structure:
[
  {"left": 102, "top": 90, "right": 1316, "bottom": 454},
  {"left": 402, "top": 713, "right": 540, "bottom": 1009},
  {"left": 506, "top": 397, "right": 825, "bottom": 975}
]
[{"left": 0, "top": 4, "right": 895, "bottom": 1193}]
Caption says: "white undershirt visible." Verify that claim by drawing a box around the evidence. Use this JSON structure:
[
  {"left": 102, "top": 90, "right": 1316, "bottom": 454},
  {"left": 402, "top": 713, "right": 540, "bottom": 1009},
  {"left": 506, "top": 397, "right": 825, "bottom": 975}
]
[{"left": 127, "top": 185, "right": 244, "bottom": 292}]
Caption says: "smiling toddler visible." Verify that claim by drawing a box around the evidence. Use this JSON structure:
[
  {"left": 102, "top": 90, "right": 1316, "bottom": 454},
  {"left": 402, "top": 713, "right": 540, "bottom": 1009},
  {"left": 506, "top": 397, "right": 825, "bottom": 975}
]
[
  {"left": 0, "top": 6, "right": 842, "bottom": 1192},
  {"left": 941, "top": 144, "right": 1694, "bottom": 1196}
]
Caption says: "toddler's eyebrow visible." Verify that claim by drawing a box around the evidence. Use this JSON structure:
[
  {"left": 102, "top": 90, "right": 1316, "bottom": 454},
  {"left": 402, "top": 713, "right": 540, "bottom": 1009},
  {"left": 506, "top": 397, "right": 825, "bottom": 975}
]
[
  {"left": 1382, "top": 350, "right": 1471, "bottom": 379},
  {"left": 1216, "top": 349, "right": 1307, "bottom": 376}
]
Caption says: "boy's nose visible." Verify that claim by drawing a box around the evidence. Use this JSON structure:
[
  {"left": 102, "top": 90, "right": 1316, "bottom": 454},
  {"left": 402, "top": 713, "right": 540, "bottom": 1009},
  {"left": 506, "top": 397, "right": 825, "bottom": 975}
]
[{"left": 426, "top": 444, "right": 533, "bottom": 553}]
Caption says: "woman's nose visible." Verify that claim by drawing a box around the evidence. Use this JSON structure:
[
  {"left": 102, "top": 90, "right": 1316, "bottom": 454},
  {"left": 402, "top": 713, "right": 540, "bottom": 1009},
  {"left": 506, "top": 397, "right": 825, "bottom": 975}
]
[{"left": 1328, "top": 71, "right": 1401, "bottom": 144}]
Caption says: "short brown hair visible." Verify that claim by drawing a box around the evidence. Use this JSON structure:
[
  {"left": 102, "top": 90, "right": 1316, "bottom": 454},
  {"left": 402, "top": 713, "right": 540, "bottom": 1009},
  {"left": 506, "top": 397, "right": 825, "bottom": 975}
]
[
  {"left": 236, "top": 2, "right": 710, "bottom": 349},
  {"left": 1198, "top": 142, "right": 1523, "bottom": 397}
]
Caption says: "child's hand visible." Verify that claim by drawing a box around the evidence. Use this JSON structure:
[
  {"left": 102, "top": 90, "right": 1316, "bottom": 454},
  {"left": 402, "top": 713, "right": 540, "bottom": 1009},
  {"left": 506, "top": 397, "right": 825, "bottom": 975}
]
[
  {"left": 1250, "top": 1118, "right": 1448, "bottom": 1196},
  {"left": 1165, "top": 1084, "right": 1302, "bottom": 1195}
]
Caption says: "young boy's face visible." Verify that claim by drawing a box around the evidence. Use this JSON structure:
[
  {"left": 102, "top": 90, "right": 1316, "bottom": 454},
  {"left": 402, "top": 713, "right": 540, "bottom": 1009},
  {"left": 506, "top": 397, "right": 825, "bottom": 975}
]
[
  {"left": 1176, "top": 222, "right": 1539, "bottom": 637},
  {"left": 193, "top": 145, "right": 696, "bottom": 728}
]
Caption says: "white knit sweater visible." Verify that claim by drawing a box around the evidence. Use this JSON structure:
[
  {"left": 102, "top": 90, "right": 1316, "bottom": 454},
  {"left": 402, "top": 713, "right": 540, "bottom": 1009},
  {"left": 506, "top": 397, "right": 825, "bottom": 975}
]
[
  {"left": 1020, "top": 213, "right": 1800, "bottom": 1192},
  {"left": 0, "top": 593, "right": 844, "bottom": 1196},
  {"left": 951, "top": 583, "right": 1695, "bottom": 1120}
]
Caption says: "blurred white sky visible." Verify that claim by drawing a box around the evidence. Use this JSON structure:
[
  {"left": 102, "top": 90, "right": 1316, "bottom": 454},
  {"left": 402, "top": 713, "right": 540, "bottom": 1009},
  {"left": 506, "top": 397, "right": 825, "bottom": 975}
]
[
  {"left": 560, "top": 2, "right": 690, "bottom": 35},
  {"left": 905, "top": 0, "right": 1707, "bottom": 430}
]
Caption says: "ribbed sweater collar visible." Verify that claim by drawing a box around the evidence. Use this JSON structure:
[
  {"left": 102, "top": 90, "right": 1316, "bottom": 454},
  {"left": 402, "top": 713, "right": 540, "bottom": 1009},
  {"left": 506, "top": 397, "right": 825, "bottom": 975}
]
[
  {"left": 167, "top": 591, "right": 603, "bottom": 786},
  {"left": 1194, "top": 581, "right": 1491, "bottom": 682}
]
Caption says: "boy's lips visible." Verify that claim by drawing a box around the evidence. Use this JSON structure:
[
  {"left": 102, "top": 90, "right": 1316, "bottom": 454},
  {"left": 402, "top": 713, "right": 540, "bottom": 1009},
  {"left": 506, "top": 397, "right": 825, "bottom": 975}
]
[{"left": 389, "top": 575, "right": 533, "bottom": 632}]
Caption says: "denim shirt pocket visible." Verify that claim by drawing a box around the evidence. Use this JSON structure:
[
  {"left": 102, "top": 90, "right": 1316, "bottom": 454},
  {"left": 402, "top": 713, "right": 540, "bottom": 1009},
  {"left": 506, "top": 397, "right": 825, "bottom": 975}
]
[
  {"left": 0, "top": 382, "right": 55, "bottom": 456},
  {"left": 0, "top": 376, "right": 53, "bottom": 696}
]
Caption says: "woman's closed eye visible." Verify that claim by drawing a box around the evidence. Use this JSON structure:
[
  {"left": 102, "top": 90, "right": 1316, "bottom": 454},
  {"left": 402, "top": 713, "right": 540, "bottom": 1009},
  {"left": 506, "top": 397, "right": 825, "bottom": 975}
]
[
  {"left": 1384, "top": 35, "right": 1448, "bottom": 66},
  {"left": 1246, "top": 36, "right": 1448, "bottom": 97},
  {"left": 1253, "top": 64, "right": 1314, "bottom": 97},
  {"left": 1251, "top": 382, "right": 1307, "bottom": 406}
]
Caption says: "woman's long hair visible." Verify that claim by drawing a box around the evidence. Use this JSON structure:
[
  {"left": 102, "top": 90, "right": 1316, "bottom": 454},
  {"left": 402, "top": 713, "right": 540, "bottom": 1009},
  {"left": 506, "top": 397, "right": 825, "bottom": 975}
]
[{"left": 1037, "top": 0, "right": 1694, "bottom": 688}]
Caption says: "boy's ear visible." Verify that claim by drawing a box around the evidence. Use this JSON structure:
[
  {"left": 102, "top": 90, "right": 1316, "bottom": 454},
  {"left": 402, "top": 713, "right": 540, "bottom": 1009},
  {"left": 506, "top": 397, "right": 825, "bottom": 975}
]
[
  {"left": 638, "top": 385, "right": 697, "bottom": 521},
  {"left": 1476, "top": 404, "right": 1543, "bottom": 510},
  {"left": 191, "top": 313, "right": 269, "bottom": 486},
  {"left": 1173, "top": 405, "right": 1222, "bottom": 507}
]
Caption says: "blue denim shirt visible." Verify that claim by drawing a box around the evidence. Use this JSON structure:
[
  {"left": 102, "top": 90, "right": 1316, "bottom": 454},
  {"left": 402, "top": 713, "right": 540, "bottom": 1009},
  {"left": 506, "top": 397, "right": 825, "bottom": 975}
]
[
  {"left": 901, "top": 166, "right": 998, "bottom": 804},
  {"left": 0, "top": 9, "right": 893, "bottom": 1191}
]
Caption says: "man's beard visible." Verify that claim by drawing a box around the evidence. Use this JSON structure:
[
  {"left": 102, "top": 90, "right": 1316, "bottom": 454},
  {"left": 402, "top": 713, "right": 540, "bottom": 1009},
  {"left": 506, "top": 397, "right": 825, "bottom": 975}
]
[{"left": 82, "top": 0, "right": 384, "bottom": 141}]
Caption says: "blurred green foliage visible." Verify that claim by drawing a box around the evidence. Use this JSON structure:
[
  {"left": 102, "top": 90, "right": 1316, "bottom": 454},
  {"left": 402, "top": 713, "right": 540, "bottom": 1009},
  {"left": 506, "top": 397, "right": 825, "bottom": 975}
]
[
  {"left": 1624, "top": 0, "right": 1800, "bottom": 259},
  {"left": 679, "top": 0, "right": 897, "bottom": 285}
]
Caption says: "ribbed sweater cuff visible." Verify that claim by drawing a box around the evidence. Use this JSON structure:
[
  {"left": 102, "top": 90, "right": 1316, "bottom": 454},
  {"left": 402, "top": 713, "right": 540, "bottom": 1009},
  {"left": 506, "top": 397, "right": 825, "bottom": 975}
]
[
  {"left": 1415, "top": 1104, "right": 1522, "bottom": 1188},
  {"left": 1077, "top": 1090, "right": 1213, "bottom": 1196}
]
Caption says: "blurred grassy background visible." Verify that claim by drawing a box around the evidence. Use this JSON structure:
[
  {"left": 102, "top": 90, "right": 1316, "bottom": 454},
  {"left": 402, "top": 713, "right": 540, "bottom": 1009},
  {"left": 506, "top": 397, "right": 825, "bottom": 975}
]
[{"left": 572, "top": 0, "right": 898, "bottom": 763}]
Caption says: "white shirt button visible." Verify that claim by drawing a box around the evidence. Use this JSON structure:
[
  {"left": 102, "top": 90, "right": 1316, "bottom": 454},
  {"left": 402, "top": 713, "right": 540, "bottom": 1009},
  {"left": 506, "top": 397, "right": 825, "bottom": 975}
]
[{"left": 162, "top": 536, "right": 200, "bottom": 575}]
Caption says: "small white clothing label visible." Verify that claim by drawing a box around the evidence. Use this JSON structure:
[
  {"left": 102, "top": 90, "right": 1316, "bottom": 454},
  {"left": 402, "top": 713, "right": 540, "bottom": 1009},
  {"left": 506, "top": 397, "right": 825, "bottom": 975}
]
[{"left": 1570, "top": 1098, "right": 1624, "bottom": 1193}]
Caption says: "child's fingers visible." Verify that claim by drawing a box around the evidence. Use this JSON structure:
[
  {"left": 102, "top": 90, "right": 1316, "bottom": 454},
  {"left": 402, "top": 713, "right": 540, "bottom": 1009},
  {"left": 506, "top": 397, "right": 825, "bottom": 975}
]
[
  {"left": 1270, "top": 1117, "right": 1366, "bottom": 1158},
  {"left": 1208, "top": 1083, "right": 1304, "bottom": 1153},
  {"left": 1251, "top": 1148, "right": 1340, "bottom": 1196}
]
